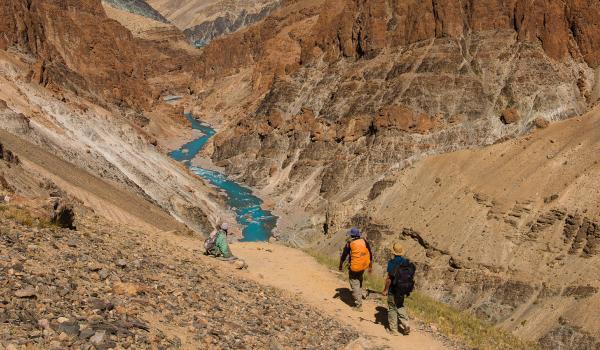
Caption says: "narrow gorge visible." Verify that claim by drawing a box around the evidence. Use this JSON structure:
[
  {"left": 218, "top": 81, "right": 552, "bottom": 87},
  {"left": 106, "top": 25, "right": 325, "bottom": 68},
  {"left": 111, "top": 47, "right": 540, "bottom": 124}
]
[{"left": 1, "top": 0, "right": 599, "bottom": 349}]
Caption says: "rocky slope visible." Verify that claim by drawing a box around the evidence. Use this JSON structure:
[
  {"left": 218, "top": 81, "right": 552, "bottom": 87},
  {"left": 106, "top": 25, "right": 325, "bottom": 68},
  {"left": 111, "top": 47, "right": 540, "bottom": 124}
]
[
  {"left": 147, "top": 0, "right": 280, "bottom": 47},
  {"left": 0, "top": 0, "right": 226, "bottom": 233},
  {"left": 103, "top": 0, "right": 169, "bottom": 23},
  {"left": 0, "top": 214, "right": 357, "bottom": 349},
  {"left": 187, "top": 0, "right": 600, "bottom": 347}
]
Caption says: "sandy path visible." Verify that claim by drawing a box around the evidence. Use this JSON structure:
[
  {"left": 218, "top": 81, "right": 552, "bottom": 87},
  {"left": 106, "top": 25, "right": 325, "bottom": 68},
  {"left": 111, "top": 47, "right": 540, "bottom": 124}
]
[{"left": 229, "top": 241, "right": 450, "bottom": 349}]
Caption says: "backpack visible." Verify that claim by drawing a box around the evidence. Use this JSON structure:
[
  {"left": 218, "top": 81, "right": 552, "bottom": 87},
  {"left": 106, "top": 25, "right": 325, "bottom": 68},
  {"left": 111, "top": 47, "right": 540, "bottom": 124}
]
[
  {"left": 204, "top": 230, "right": 218, "bottom": 252},
  {"left": 391, "top": 260, "right": 416, "bottom": 296},
  {"left": 349, "top": 239, "right": 371, "bottom": 272}
]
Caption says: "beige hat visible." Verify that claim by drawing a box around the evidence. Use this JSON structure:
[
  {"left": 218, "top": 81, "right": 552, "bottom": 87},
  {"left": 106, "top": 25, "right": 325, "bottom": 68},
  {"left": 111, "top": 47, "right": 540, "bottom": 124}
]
[{"left": 392, "top": 242, "right": 405, "bottom": 256}]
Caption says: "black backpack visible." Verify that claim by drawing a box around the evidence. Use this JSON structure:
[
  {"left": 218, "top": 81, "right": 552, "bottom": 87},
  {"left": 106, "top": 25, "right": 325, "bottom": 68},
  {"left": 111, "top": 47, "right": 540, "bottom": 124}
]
[{"left": 391, "top": 260, "right": 416, "bottom": 296}]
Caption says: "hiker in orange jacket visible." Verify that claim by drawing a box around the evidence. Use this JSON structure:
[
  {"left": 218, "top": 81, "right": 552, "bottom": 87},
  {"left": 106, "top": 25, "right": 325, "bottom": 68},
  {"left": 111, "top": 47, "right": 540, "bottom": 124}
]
[{"left": 338, "top": 227, "right": 373, "bottom": 311}]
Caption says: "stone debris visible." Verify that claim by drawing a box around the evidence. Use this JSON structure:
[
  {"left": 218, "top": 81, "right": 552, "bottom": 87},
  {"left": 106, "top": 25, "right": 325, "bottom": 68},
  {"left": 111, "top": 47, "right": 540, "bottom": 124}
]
[
  {"left": 13, "top": 288, "right": 36, "bottom": 298},
  {"left": 0, "top": 215, "right": 357, "bottom": 349}
]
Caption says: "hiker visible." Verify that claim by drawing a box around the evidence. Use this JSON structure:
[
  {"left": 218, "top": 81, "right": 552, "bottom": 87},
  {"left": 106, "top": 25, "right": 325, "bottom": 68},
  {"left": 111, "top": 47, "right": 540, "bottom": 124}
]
[
  {"left": 338, "top": 227, "right": 373, "bottom": 311},
  {"left": 382, "top": 242, "right": 416, "bottom": 336},
  {"left": 204, "top": 223, "right": 236, "bottom": 261}
]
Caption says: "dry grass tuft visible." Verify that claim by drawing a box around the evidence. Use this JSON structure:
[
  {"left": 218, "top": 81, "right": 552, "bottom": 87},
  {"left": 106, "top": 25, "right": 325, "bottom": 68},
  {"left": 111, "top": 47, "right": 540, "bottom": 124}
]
[{"left": 0, "top": 204, "right": 56, "bottom": 228}]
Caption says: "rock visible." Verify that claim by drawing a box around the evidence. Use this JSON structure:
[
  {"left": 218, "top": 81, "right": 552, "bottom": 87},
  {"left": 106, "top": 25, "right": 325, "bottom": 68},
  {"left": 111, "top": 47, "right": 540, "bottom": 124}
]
[
  {"left": 79, "top": 328, "right": 95, "bottom": 340},
  {"left": 14, "top": 287, "right": 36, "bottom": 298},
  {"left": 98, "top": 269, "right": 109, "bottom": 280},
  {"left": 115, "top": 259, "right": 127, "bottom": 268},
  {"left": 56, "top": 320, "right": 80, "bottom": 336},
  {"left": 113, "top": 282, "right": 144, "bottom": 296},
  {"left": 38, "top": 318, "right": 51, "bottom": 330},
  {"left": 500, "top": 108, "right": 520, "bottom": 124},
  {"left": 5, "top": 344, "right": 18, "bottom": 350},
  {"left": 90, "top": 330, "right": 107, "bottom": 346},
  {"left": 533, "top": 117, "right": 550, "bottom": 129},
  {"left": 233, "top": 259, "right": 248, "bottom": 270}
]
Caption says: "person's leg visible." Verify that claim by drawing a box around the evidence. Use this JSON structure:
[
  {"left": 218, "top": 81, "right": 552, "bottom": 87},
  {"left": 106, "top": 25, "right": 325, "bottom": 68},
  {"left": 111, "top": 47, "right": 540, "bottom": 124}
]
[
  {"left": 396, "top": 295, "right": 411, "bottom": 334},
  {"left": 387, "top": 294, "right": 399, "bottom": 335},
  {"left": 348, "top": 271, "right": 363, "bottom": 309}
]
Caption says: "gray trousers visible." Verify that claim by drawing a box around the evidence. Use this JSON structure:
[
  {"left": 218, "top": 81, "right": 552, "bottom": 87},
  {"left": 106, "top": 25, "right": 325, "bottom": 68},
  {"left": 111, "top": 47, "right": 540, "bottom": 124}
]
[
  {"left": 388, "top": 293, "right": 409, "bottom": 331},
  {"left": 348, "top": 270, "right": 364, "bottom": 307}
]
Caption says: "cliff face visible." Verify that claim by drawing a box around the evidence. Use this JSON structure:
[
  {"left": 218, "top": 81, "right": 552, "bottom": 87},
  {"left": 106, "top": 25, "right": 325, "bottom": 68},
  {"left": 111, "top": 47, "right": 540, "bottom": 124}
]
[
  {"left": 0, "top": 0, "right": 224, "bottom": 234},
  {"left": 190, "top": 0, "right": 600, "bottom": 347},
  {"left": 0, "top": 0, "right": 196, "bottom": 111},
  {"left": 103, "top": 0, "right": 169, "bottom": 23},
  {"left": 183, "top": 1, "right": 279, "bottom": 47},
  {"left": 301, "top": 0, "right": 600, "bottom": 67},
  {"left": 147, "top": 0, "right": 280, "bottom": 46}
]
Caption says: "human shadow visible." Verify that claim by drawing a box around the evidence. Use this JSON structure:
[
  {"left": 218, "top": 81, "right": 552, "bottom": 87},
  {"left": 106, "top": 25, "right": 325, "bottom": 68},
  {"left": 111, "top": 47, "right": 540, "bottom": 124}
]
[
  {"left": 333, "top": 288, "right": 355, "bottom": 307},
  {"left": 374, "top": 306, "right": 389, "bottom": 327}
]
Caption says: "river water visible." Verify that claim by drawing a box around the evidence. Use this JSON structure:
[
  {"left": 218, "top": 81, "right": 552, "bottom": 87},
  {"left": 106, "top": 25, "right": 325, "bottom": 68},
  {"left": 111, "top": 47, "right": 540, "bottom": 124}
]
[{"left": 168, "top": 114, "right": 277, "bottom": 241}]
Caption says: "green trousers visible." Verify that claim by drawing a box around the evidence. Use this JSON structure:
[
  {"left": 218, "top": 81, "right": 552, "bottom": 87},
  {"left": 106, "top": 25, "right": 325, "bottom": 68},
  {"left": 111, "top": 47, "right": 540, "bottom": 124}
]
[{"left": 388, "top": 293, "right": 409, "bottom": 331}]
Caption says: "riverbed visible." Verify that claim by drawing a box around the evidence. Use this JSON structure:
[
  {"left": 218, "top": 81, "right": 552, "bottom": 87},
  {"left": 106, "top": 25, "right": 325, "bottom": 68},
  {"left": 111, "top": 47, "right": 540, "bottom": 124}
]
[{"left": 168, "top": 114, "right": 277, "bottom": 241}]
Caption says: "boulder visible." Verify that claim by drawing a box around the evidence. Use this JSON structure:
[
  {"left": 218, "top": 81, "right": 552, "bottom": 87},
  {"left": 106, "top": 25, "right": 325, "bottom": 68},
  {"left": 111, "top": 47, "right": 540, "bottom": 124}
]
[
  {"left": 14, "top": 287, "right": 36, "bottom": 298},
  {"left": 501, "top": 108, "right": 520, "bottom": 124},
  {"left": 534, "top": 117, "right": 550, "bottom": 129}
]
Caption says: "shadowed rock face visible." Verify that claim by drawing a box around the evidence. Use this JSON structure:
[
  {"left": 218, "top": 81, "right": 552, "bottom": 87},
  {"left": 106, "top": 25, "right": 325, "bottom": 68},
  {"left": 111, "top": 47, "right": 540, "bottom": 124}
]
[
  {"left": 103, "top": 0, "right": 169, "bottom": 23},
  {"left": 146, "top": 0, "right": 281, "bottom": 46},
  {"left": 183, "top": 2, "right": 279, "bottom": 47}
]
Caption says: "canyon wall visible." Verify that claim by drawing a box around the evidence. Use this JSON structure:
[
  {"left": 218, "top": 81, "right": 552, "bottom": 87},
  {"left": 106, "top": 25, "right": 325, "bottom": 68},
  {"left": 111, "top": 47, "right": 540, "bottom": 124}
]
[
  {"left": 190, "top": 0, "right": 600, "bottom": 347},
  {"left": 147, "top": 0, "right": 281, "bottom": 46},
  {"left": 0, "top": 0, "right": 226, "bottom": 233}
]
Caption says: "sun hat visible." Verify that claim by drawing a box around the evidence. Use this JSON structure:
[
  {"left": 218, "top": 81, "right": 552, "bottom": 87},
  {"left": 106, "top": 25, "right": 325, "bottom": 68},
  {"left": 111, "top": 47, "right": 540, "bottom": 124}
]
[
  {"left": 221, "top": 223, "right": 229, "bottom": 231},
  {"left": 392, "top": 242, "right": 405, "bottom": 256},
  {"left": 347, "top": 227, "right": 361, "bottom": 237}
]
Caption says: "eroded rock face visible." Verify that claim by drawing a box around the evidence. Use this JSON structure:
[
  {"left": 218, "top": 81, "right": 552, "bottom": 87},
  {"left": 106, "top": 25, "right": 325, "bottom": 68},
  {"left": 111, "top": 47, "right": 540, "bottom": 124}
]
[
  {"left": 192, "top": 1, "right": 600, "bottom": 347},
  {"left": 301, "top": 0, "right": 600, "bottom": 68},
  {"left": 183, "top": 2, "right": 280, "bottom": 47},
  {"left": 0, "top": 0, "right": 194, "bottom": 110}
]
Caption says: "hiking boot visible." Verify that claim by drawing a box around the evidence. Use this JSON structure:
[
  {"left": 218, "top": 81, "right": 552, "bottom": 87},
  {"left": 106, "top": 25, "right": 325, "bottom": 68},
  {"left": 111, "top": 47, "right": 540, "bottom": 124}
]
[
  {"left": 401, "top": 325, "right": 411, "bottom": 335},
  {"left": 386, "top": 329, "right": 400, "bottom": 336}
]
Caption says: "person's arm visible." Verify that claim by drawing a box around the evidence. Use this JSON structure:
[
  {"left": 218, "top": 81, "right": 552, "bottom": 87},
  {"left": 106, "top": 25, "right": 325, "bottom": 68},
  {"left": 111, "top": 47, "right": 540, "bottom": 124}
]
[
  {"left": 382, "top": 275, "right": 392, "bottom": 296},
  {"left": 365, "top": 240, "right": 374, "bottom": 272},
  {"left": 339, "top": 244, "right": 350, "bottom": 271}
]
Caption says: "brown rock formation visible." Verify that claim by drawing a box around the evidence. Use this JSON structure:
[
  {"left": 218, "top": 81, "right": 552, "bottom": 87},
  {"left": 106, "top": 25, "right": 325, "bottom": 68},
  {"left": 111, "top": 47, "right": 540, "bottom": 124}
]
[
  {"left": 0, "top": 0, "right": 196, "bottom": 110},
  {"left": 301, "top": 0, "right": 600, "bottom": 68},
  {"left": 190, "top": 0, "right": 600, "bottom": 347}
]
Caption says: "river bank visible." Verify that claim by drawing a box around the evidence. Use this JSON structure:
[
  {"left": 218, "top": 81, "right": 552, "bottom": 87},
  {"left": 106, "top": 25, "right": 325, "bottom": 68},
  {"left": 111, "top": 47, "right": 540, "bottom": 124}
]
[{"left": 167, "top": 113, "right": 278, "bottom": 241}]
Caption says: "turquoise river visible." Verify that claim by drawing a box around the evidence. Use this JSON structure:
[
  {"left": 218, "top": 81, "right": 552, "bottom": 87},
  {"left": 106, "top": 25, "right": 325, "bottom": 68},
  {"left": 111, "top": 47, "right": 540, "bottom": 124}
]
[{"left": 168, "top": 114, "right": 277, "bottom": 241}]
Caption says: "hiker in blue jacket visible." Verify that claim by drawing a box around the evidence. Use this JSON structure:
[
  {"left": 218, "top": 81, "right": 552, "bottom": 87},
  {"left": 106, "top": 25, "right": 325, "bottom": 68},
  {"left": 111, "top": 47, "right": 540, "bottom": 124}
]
[{"left": 382, "top": 242, "right": 414, "bottom": 336}]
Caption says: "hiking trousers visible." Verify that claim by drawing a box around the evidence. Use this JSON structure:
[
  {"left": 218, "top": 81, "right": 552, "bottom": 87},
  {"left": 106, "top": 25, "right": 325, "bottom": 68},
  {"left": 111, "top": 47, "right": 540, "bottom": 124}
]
[
  {"left": 348, "top": 270, "right": 364, "bottom": 307},
  {"left": 388, "top": 293, "right": 409, "bottom": 332}
]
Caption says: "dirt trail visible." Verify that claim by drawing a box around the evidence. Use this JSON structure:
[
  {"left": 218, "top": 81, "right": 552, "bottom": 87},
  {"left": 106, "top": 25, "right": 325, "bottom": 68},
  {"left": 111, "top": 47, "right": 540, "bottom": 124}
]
[{"left": 229, "top": 242, "right": 451, "bottom": 349}]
